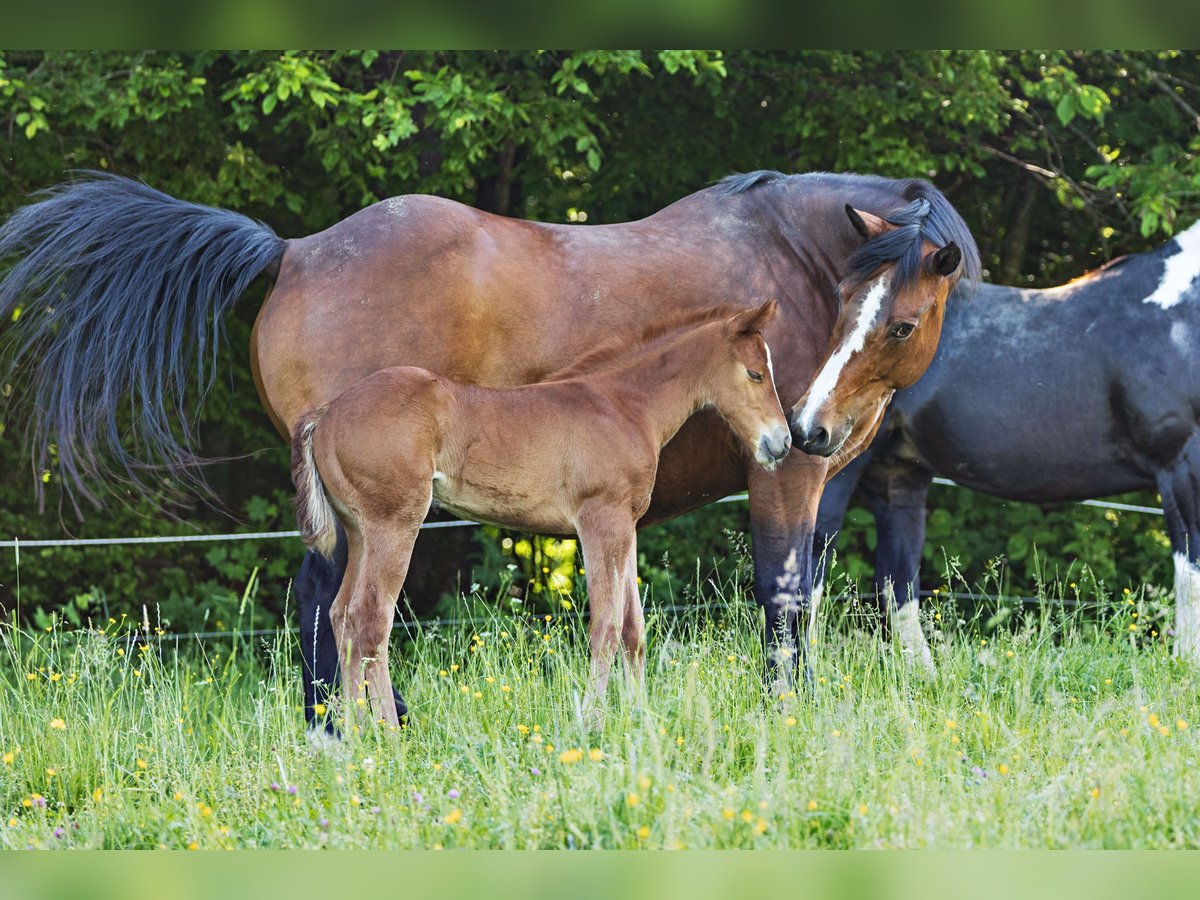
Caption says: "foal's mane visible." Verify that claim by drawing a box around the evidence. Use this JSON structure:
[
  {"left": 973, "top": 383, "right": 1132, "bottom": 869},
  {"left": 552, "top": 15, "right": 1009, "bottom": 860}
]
[
  {"left": 717, "top": 170, "right": 983, "bottom": 290},
  {"left": 547, "top": 304, "right": 744, "bottom": 381}
]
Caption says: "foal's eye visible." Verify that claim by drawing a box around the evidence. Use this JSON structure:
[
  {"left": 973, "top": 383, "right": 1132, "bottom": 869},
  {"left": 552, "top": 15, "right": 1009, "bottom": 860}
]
[
  {"left": 889, "top": 322, "right": 916, "bottom": 340},
  {"left": 747, "top": 370, "right": 764, "bottom": 383}
]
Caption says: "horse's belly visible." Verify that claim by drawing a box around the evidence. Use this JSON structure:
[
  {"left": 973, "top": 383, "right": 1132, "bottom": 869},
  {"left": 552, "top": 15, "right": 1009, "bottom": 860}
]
[{"left": 433, "top": 481, "right": 576, "bottom": 537}]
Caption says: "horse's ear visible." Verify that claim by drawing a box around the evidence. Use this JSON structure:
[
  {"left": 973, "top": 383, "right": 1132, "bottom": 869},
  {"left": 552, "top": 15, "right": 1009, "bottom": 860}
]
[
  {"left": 728, "top": 298, "right": 779, "bottom": 336},
  {"left": 846, "top": 205, "right": 889, "bottom": 241},
  {"left": 929, "top": 242, "right": 962, "bottom": 277}
]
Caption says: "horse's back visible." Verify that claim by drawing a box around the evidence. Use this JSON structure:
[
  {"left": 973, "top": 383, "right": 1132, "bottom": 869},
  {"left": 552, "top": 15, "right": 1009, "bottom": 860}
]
[{"left": 251, "top": 190, "right": 741, "bottom": 438}]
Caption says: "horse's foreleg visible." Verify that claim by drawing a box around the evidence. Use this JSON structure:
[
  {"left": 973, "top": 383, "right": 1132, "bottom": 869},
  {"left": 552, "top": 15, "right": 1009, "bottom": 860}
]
[
  {"left": 576, "top": 507, "right": 636, "bottom": 726},
  {"left": 813, "top": 447, "right": 874, "bottom": 597},
  {"left": 862, "top": 468, "right": 934, "bottom": 675},
  {"left": 747, "top": 454, "right": 826, "bottom": 698}
]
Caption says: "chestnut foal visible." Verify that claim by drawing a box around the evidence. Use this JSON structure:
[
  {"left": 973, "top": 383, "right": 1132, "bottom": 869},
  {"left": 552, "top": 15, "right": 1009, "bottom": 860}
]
[{"left": 291, "top": 300, "right": 791, "bottom": 727}]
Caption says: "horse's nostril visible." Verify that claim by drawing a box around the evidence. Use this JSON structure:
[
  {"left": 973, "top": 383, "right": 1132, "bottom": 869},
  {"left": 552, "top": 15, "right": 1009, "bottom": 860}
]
[{"left": 804, "top": 426, "right": 830, "bottom": 452}]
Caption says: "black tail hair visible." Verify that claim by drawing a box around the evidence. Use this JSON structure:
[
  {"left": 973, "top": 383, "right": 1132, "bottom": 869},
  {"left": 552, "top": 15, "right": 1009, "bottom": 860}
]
[{"left": 0, "top": 172, "right": 285, "bottom": 505}]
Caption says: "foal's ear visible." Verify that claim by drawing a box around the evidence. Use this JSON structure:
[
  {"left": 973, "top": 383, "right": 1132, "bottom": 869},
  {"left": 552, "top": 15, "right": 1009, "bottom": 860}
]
[
  {"left": 728, "top": 298, "right": 779, "bottom": 336},
  {"left": 845, "top": 204, "right": 890, "bottom": 240}
]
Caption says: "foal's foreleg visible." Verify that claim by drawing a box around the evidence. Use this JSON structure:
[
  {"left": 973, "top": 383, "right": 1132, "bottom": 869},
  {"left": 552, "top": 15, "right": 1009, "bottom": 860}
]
[{"left": 576, "top": 508, "right": 637, "bottom": 724}]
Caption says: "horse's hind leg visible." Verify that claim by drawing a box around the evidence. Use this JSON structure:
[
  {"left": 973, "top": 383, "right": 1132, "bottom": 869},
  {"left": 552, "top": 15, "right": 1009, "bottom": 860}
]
[
  {"left": 330, "top": 517, "right": 421, "bottom": 731},
  {"left": 355, "top": 519, "right": 422, "bottom": 727},
  {"left": 1154, "top": 433, "right": 1200, "bottom": 663},
  {"left": 297, "top": 525, "right": 408, "bottom": 737},
  {"left": 620, "top": 539, "right": 646, "bottom": 686}
]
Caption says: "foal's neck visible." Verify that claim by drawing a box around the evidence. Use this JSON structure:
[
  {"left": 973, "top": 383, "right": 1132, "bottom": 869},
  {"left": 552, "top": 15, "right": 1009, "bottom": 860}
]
[{"left": 590, "top": 324, "right": 722, "bottom": 450}]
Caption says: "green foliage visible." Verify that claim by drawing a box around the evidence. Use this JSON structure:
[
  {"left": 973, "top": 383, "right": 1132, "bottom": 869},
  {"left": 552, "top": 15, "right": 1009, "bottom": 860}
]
[
  {"left": 1, "top": 51, "right": 1200, "bottom": 626},
  {"left": 833, "top": 487, "right": 1173, "bottom": 601}
]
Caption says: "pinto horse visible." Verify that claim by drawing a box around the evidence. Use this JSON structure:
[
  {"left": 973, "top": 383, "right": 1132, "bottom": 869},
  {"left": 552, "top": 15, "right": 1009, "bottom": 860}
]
[
  {"left": 0, "top": 170, "right": 978, "bottom": 728},
  {"left": 291, "top": 302, "right": 791, "bottom": 726},
  {"left": 816, "top": 218, "right": 1200, "bottom": 668}
]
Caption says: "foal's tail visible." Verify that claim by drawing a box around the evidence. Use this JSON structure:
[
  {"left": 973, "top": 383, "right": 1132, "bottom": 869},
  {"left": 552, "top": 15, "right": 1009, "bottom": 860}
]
[
  {"left": 0, "top": 172, "right": 286, "bottom": 505},
  {"left": 291, "top": 409, "right": 338, "bottom": 558}
]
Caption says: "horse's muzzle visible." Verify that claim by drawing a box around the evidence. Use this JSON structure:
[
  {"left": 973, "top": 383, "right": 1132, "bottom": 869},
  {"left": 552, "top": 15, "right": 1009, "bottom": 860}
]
[
  {"left": 757, "top": 427, "right": 792, "bottom": 467},
  {"left": 791, "top": 419, "right": 845, "bottom": 458}
]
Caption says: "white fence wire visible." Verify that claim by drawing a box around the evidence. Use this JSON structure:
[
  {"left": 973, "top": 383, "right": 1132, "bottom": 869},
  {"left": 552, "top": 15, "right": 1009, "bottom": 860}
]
[{"left": 0, "top": 483, "right": 1163, "bottom": 550}]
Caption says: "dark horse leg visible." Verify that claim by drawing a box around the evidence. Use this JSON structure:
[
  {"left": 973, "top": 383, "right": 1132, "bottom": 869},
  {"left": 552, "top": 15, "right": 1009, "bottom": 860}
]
[
  {"left": 296, "top": 523, "right": 407, "bottom": 736},
  {"left": 1154, "top": 432, "right": 1200, "bottom": 664},
  {"left": 748, "top": 457, "right": 827, "bottom": 696},
  {"left": 858, "top": 463, "right": 935, "bottom": 673},
  {"left": 812, "top": 449, "right": 875, "bottom": 594}
]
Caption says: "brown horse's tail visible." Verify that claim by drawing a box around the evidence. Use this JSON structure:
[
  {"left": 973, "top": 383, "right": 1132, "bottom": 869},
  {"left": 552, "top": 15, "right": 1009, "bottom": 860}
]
[{"left": 291, "top": 408, "right": 338, "bottom": 558}]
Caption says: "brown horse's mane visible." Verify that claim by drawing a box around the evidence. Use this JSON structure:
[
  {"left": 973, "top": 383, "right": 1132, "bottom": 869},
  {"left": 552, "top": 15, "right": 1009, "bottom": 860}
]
[{"left": 546, "top": 303, "right": 744, "bottom": 381}]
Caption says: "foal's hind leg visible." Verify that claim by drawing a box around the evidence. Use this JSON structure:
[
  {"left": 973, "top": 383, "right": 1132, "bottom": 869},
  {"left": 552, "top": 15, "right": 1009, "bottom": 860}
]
[
  {"left": 355, "top": 520, "right": 422, "bottom": 727},
  {"left": 330, "top": 517, "right": 422, "bottom": 730},
  {"left": 620, "top": 539, "right": 646, "bottom": 686},
  {"left": 297, "top": 525, "right": 408, "bottom": 736},
  {"left": 1154, "top": 434, "right": 1200, "bottom": 664}
]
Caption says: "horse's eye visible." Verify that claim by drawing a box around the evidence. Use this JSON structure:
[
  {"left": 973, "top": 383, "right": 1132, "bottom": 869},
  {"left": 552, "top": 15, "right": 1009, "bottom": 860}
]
[
  {"left": 747, "top": 370, "right": 764, "bottom": 383},
  {"left": 889, "top": 322, "right": 916, "bottom": 340}
]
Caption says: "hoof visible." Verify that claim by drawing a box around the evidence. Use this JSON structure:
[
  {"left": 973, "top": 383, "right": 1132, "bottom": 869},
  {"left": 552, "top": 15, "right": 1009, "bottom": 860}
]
[
  {"left": 305, "top": 726, "right": 345, "bottom": 754},
  {"left": 393, "top": 689, "right": 409, "bottom": 721},
  {"left": 892, "top": 602, "right": 936, "bottom": 678}
]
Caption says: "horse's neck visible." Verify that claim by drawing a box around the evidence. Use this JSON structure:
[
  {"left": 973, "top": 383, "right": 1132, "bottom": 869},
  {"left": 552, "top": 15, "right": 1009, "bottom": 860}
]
[{"left": 591, "top": 329, "right": 717, "bottom": 449}]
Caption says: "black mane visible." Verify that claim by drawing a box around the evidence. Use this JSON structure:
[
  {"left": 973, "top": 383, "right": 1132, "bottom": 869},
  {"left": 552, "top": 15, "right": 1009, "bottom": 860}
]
[{"left": 717, "top": 169, "right": 982, "bottom": 291}]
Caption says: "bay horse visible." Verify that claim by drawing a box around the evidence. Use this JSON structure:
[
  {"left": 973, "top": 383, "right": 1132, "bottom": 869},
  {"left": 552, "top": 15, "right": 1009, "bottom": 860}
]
[
  {"left": 291, "top": 302, "right": 790, "bottom": 726},
  {"left": 0, "top": 170, "right": 978, "bottom": 730},
  {"left": 815, "top": 218, "right": 1200, "bottom": 669}
]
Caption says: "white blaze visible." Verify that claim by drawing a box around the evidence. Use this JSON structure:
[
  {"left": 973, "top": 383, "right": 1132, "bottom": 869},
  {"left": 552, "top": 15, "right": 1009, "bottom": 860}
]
[
  {"left": 762, "top": 339, "right": 783, "bottom": 409},
  {"left": 1173, "top": 552, "right": 1200, "bottom": 663},
  {"left": 797, "top": 274, "right": 890, "bottom": 431},
  {"left": 1145, "top": 220, "right": 1200, "bottom": 309}
]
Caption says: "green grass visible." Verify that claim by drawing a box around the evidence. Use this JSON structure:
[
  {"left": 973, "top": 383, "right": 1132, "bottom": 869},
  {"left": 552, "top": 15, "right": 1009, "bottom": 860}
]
[{"left": 2, "top": 576, "right": 1199, "bottom": 849}]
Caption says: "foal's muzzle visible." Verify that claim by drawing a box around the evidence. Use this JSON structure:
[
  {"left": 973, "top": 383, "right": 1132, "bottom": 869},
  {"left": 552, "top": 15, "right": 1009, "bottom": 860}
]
[{"left": 756, "top": 427, "right": 792, "bottom": 467}]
